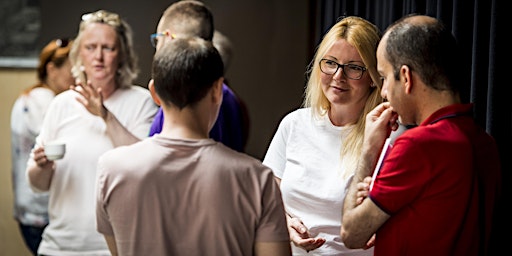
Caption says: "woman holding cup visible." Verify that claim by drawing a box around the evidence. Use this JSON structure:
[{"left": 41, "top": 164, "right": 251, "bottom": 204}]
[{"left": 25, "top": 10, "right": 158, "bottom": 255}]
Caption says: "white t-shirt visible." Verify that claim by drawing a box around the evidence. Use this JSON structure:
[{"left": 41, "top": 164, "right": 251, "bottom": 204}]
[
  {"left": 263, "top": 107, "right": 373, "bottom": 256},
  {"left": 27, "top": 86, "right": 158, "bottom": 256},
  {"left": 11, "top": 87, "right": 54, "bottom": 226}
]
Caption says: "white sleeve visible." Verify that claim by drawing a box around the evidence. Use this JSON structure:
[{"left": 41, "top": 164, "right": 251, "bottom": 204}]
[{"left": 262, "top": 112, "right": 295, "bottom": 179}]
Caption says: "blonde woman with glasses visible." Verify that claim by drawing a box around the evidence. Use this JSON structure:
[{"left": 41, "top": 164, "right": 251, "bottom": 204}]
[
  {"left": 25, "top": 10, "right": 157, "bottom": 255},
  {"left": 263, "top": 16, "right": 382, "bottom": 255}
]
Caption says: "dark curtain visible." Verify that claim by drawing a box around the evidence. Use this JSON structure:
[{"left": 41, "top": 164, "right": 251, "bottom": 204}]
[{"left": 312, "top": 0, "right": 509, "bottom": 254}]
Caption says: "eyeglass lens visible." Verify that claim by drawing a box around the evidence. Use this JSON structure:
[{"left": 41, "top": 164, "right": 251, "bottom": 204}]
[{"left": 150, "top": 33, "right": 160, "bottom": 48}]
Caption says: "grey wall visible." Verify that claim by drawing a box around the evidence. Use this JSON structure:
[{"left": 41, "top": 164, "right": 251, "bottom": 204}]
[{"left": 41, "top": 0, "right": 311, "bottom": 159}]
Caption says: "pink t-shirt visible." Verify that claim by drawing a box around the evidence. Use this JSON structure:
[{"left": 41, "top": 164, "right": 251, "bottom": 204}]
[
  {"left": 96, "top": 135, "right": 289, "bottom": 255},
  {"left": 370, "top": 104, "right": 501, "bottom": 256}
]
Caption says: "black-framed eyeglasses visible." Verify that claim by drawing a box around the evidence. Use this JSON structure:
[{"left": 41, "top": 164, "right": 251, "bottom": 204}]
[
  {"left": 319, "top": 58, "right": 367, "bottom": 80},
  {"left": 150, "top": 31, "right": 175, "bottom": 48}
]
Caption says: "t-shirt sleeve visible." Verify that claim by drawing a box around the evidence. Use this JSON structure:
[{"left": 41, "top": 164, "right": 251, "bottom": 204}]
[
  {"left": 95, "top": 154, "right": 114, "bottom": 236},
  {"left": 130, "top": 93, "right": 159, "bottom": 139},
  {"left": 262, "top": 113, "right": 294, "bottom": 179},
  {"left": 255, "top": 167, "right": 290, "bottom": 242}
]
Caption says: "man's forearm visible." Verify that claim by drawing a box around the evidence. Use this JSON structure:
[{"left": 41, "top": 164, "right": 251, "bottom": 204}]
[{"left": 341, "top": 146, "right": 381, "bottom": 248}]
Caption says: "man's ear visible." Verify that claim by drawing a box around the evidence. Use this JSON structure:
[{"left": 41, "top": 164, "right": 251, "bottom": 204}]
[
  {"left": 211, "top": 77, "right": 224, "bottom": 105},
  {"left": 400, "top": 64, "right": 413, "bottom": 94},
  {"left": 148, "top": 79, "right": 162, "bottom": 106}
]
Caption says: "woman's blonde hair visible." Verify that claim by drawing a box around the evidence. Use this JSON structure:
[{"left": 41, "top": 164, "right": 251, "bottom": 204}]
[{"left": 303, "top": 16, "right": 383, "bottom": 178}]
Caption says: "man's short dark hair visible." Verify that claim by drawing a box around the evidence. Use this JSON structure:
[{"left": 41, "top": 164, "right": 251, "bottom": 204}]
[
  {"left": 384, "top": 14, "right": 462, "bottom": 93},
  {"left": 152, "top": 36, "right": 224, "bottom": 109}
]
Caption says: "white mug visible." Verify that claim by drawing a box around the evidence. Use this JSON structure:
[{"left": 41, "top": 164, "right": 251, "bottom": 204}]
[{"left": 44, "top": 141, "right": 66, "bottom": 160}]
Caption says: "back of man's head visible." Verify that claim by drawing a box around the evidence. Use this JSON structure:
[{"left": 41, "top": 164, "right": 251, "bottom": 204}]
[
  {"left": 213, "top": 30, "right": 233, "bottom": 71},
  {"left": 152, "top": 36, "right": 223, "bottom": 109},
  {"left": 158, "top": 0, "right": 214, "bottom": 41}
]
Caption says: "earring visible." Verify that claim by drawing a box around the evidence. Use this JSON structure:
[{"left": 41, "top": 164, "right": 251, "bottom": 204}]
[{"left": 370, "top": 83, "right": 376, "bottom": 88}]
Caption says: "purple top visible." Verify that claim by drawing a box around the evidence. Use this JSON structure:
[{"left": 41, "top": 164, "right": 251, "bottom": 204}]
[{"left": 149, "top": 83, "right": 246, "bottom": 152}]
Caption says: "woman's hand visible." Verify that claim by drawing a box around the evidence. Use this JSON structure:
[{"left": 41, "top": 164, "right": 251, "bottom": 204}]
[
  {"left": 71, "top": 79, "right": 108, "bottom": 119},
  {"left": 32, "top": 145, "right": 54, "bottom": 169},
  {"left": 286, "top": 214, "right": 326, "bottom": 252},
  {"left": 26, "top": 144, "right": 56, "bottom": 192}
]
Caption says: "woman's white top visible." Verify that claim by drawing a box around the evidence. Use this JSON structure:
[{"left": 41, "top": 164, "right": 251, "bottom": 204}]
[
  {"left": 27, "top": 86, "right": 158, "bottom": 256},
  {"left": 263, "top": 107, "right": 373, "bottom": 256}
]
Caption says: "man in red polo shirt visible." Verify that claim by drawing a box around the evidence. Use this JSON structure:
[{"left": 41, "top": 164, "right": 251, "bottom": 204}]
[{"left": 340, "top": 14, "right": 501, "bottom": 256}]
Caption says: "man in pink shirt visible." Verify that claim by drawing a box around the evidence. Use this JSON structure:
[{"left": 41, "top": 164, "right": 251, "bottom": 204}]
[{"left": 95, "top": 36, "right": 291, "bottom": 256}]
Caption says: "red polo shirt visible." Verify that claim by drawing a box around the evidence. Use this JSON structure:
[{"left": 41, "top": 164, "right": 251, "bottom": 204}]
[{"left": 370, "top": 103, "right": 501, "bottom": 256}]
